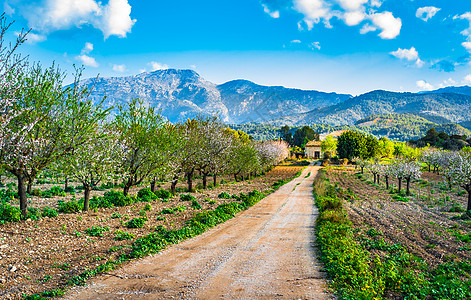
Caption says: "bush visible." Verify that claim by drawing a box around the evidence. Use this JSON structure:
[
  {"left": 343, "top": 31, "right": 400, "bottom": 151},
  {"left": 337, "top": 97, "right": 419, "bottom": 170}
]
[
  {"left": 191, "top": 200, "right": 202, "bottom": 210},
  {"left": 160, "top": 208, "right": 174, "bottom": 214},
  {"left": 137, "top": 188, "right": 157, "bottom": 202},
  {"left": 180, "top": 194, "right": 196, "bottom": 202},
  {"left": 143, "top": 203, "right": 152, "bottom": 211},
  {"left": 218, "top": 192, "right": 231, "bottom": 199},
  {"left": 85, "top": 226, "right": 110, "bottom": 237},
  {"left": 0, "top": 202, "right": 21, "bottom": 222},
  {"left": 0, "top": 187, "right": 17, "bottom": 201},
  {"left": 174, "top": 205, "right": 186, "bottom": 212},
  {"left": 41, "top": 207, "right": 58, "bottom": 218},
  {"left": 58, "top": 200, "right": 82, "bottom": 213},
  {"left": 87, "top": 195, "right": 114, "bottom": 209},
  {"left": 340, "top": 158, "right": 349, "bottom": 165},
  {"left": 103, "top": 190, "right": 133, "bottom": 207},
  {"left": 64, "top": 186, "right": 76, "bottom": 193},
  {"left": 154, "top": 189, "right": 172, "bottom": 200},
  {"left": 126, "top": 217, "right": 148, "bottom": 228},
  {"left": 114, "top": 230, "right": 135, "bottom": 241},
  {"left": 27, "top": 207, "right": 42, "bottom": 221},
  {"left": 30, "top": 188, "right": 42, "bottom": 197}
]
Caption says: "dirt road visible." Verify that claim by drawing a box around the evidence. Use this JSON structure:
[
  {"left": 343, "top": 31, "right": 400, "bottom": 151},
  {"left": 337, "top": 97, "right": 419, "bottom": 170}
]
[{"left": 66, "top": 165, "right": 329, "bottom": 299}]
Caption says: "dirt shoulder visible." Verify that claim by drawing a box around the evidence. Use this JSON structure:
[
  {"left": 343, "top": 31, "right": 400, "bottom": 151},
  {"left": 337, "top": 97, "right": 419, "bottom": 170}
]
[{"left": 65, "top": 165, "right": 331, "bottom": 300}]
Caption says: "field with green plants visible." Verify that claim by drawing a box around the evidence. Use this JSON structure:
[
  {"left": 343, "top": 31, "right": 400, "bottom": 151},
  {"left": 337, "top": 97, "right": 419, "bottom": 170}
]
[{"left": 314, "top": 166, "right": 471, "bottom": 299}]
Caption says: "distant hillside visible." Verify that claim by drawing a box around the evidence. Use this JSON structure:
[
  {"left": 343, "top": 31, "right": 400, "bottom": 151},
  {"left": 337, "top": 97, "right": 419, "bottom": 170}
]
[
  {"left": 423, "top": 85, "right": 471, "bottom": 97},
  {"left": 274, "top": 90, "right": 471, "bottom": 126}
]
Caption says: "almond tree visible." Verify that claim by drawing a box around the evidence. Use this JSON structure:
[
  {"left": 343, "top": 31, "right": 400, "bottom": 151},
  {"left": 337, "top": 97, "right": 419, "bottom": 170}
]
[
  {"left": 63, "top": 125, "right": 122, "bottom": 211},
  {"left": 378, "top": 163, "right": 392, "bottom": 190},
  {"left": 114, "top": 98, "right": 177, "bottom": 196},
  {"left": 442, "top": 151, "right": 471, "bottom": 212},
  {"left": 352, "top": 157, "right": 368, "bottom": 174},
  {"left": 0, "top": 63, "right": 106, "bottom": 216},
  {"left": 438, "top": 150, "right": 459, "bottom": 190},
  {"left": 390, "top": 160, "right": 421, "bottom": 195}
]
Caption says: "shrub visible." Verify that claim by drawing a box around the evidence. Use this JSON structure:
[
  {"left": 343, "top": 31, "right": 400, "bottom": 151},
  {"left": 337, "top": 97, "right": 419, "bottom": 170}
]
[
  {"left": 111, "top": 213, "right": 122, "bottom": 219},
  {"left": 174, "top": 205, "right": 186, "bottom": 212},
  {"left": 0, "top": 202, "right": 21, "bottom": 222},
  {"left": 64, "top": 186, "right": 76, "bottom": 193},
  {"left": 27, "top": 207, "right": 42, "bottom": 221},
  {"left": 137, "top": 188, "right": 157, "bottom": 202},
  {"left": 58, "top": 200, "right": 82, "bottom": 213},
  {"left": 103, "top": 190, "right": 133, "bottom": 207},
  {"left": 85, "top": 226, "right": 110, "bottom": 237},
  {"left": 218, "top": 192, "right": 231, "bottom": 199},
  {"left": 30, "top": 188, "right": 42, "bottom": 197},
  {"left": 160, "top": 208, "right": 174, "bottom": 214},
  {"left": 41, "top": 207, "right": 58, "bottom": 218},
  {"left": 126, "top": 217, "right": 148, "bottom": 228},
  {"left": 191, "top": 200, "right": 202, "bottom": 210},
  {"left": 449, "top": 203, "right": 465, "bottom": 213},
  {"left": 0, "top": 187, "right": 17, "bottom": 201},
  {"left": 114, "top": 230, "right": 135, "bottom": 241},
  {"left": 180, "top": 194, "right": 195, "bottom": 201},
  {"left": 87, "top": 195, "right": 114, "bottom": 209},
  {"left": 154, "top": 189, "right": 172, "bottom": 200}
]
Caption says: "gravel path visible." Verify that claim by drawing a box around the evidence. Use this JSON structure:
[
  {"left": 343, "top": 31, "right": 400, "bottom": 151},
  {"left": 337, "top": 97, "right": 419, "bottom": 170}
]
[{"left": 65, "top": 165, "right": 330, "bottom": 299}]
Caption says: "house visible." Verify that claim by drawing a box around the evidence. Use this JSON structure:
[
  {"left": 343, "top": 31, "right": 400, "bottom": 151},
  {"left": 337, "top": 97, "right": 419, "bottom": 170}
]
[{"left": 305, "top": 140, "right": 322, "bottom": 159}]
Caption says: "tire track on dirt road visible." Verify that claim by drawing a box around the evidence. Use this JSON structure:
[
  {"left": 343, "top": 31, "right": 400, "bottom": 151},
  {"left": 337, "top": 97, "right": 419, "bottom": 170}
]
[{"left": 65, "top": 165, "right": 330, "bottom": 299}]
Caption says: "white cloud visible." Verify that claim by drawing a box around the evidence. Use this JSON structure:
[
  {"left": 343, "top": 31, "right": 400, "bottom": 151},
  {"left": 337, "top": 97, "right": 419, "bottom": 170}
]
[
  {"left": 262, "top": 4, "right": 280, "bottom": 18},
  {"left": 456, "top": 13, "right": 471, "bottom": 53},
  {"left": 100, "top": 0, "right": 136, "bottom": 38},
  {"left": 360, "top": 23, "right": 376, "bottom": 34},
  {"left": 3, "top": 1, "right": 15, "bottom": 15},
  {"left": 344, "top": 10, "right": 365, "bottom": 26},
  {"left": 19, "top": 31, "right": 46, "bottom": 44},
  {"left": 438, "top": 78, "right": 456, "bottom": 88},
  {"left": 82, "top": 42, "right": 93, "bottom": 54},
  {"left": 76, "top": 54, "right": 99, "bottom": 67},
  {"left": 294, "top": 0, "right": 331, "bottom": 30},
  {"left": 416, "top": 80, "right": 434, "bottom": 91},
  {"left": 370, "top": 0, "right": 382, "bottom": 8},
  {"left": 416, "top": 7, "right": 440, "bottom": 21},
  {"left": 310, "top": 41, "right": 321, "bottom": 50},
  {"left": 464, "top": 74, "right": 471, "bottom": 84},
  {"left": 390, "top": 47, "right": 424, "bottom": 68},
  {"left": 369, "top": 11, "right": 402, "bottom": 39},
  {"left": 390, "top": 47, "right": 418, "bottom": 61},
  {"left": 336, "top": 0, "right": 368, "bottom": 11},
  {"left": 112, "top": 64, "right": 126, "bottom": 72},
  {"left": 12, "top": 0, "right": 135, "bottom": 39},
  {"left": 463, "top": 41, "right": 471, "bottom": 52},
  {"left": 291, "top": 39, "right": 302, "bottom": 43},
  {"left": 149, "top": 61, "right": 169, "bottom": 71}
]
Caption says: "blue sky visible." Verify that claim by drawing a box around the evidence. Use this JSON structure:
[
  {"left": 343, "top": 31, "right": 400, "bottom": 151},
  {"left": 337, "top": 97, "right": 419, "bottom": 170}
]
[{"left": 3, "top": 0, "right": 471, "bottom": 95}]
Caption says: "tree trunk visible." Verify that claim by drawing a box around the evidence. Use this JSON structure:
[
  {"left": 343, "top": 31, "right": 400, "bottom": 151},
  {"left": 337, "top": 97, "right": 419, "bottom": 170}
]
[
  {"left": 213, "top": 174, "right": 217, "bottom": 187},
  {"left": 17, "top": 174, "right": 28, "bottom": 218},
  {"left": 467, "top": 189, "right": 471, "bottom": 213},
  {"left": 27, "top": 178, "right": 33, "bottom": 195},
  {"left": 385, "top": 176, "right": 389, "bottom": 190},
  {"left": 187, "top": 170, "right": 194, "bottom": 193},
  {"left": 123, "top": 184, "right": 130, "bottom": 196},
  {"left": 406, "top": 178, "right": 411, "bottom": 195},
  {"left": 64, "top": 175, "right": 69, "bottom": 190},
  {"left": 234, "top": 174, "right": 237, "bottom": 182},
  {"left": 398, "top": 178, "right": 402, "bottom": 193},
  {"left": 171, "top": 179, "right": 178, "bottom": 194},
  {"left": 202, "top": 173, "right": 207, "bottom": 189},
  {"left": 83, "top": 186, "right": 91, "bottom": 211},
  {"left": 150, "top": 179, "right": 156, "bottom": 193},
  {"left": 361, "top": 167, "right": 364, "bottom": 174}
]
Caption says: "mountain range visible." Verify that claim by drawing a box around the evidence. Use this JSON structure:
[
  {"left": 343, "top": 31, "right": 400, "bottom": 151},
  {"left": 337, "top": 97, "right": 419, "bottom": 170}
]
[{"left": 82, "top": 69, "right": 471, "bottom": 132}]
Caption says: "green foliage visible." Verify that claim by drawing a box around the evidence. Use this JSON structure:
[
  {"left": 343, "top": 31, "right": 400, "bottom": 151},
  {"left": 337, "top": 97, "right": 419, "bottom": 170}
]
[
  {"left": 41, "top": 207, "right": 58, "bottom": 218},
  {"left": 180, "top": 194, "right": 196, "bottom": 201},
  {"left": 27, "top": 207, "right": 42, "bottom": 221},
  {"left": 337, "top": 130, "right": 378, "bottom": 159},
  {"left": 0, "top": 202, "right": 22, "bottom": 223},
  {"left": 42, "top": 186, "right": 66, "bottom": 198},
  {"left": 58, "top": 200, "right": 82, "bottom": 213},
  {"left": 218, "top": 192, "right": 231, "bottom": 199},
  {"left": 143, "top": 203, "right": 152, "bottom": 211},
  {"left": 154, "top": 189, "right": 172, "bottom": 200},
  {"left": 113, "top": 230, "right": 135, "bottom": 241},
  {"left": 174, "top": 205, "right": 186, "bottom": 212},
  {"left": 126, "top": 217, "right": 148, "bottom": 228},
  {"left": 85, "top": 226, "right": 110, "bottom": 237},
  {"left": 191, "top": 200, "right": 202, "bottom": 209},
  {"left": 103, "top": 190, "right": 134, "bottom": 207},
  {"left": 137, "top": 188, "right": 157, "bottom": 202},
  {"left": 160, "top": 208, "right": 175, "bottom": 214},
  {"left": 292, "top": 126, "right": 319, "bottom": 148}
]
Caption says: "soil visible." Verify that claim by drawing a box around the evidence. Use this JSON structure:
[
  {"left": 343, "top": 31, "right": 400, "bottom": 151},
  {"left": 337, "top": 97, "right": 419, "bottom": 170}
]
[
  {"left": 324, "top": 167, "right": 471, "bottom": 267},
  {"left": 0, "top": 165, "right": 305, "bottom": 299},
  {"left": 65, "top": 165, "right": 331, "bottom": 300}
]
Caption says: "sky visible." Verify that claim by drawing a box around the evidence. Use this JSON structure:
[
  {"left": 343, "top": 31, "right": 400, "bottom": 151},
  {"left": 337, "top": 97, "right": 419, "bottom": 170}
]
[{"left": 3, "top": 0, "right": 471, "bottom": 95}]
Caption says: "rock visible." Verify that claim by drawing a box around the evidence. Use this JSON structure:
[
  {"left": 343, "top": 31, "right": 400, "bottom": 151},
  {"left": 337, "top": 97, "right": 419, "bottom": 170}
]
[
  {"left": 10, "top": 266, "right": 17, "bottom": 272},
  {"left": 0, "top": 244, "right": 7, "bottom": 249}
]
